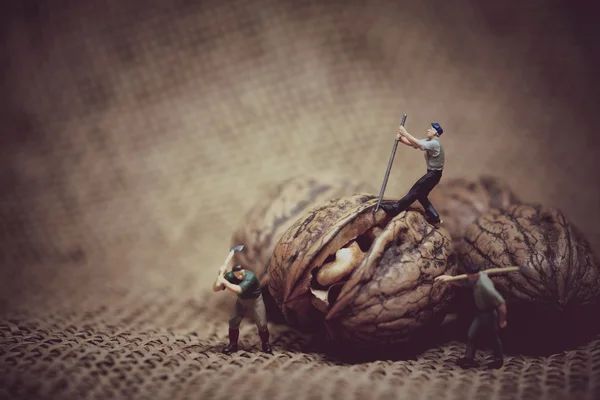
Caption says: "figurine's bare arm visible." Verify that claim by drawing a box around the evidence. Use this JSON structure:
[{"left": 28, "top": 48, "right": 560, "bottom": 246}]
[
  {"left": 497, "top": 302, "right": 507, "bottom": 328},
  {"left": 397, "top": 126, "right": 424, "bottom": 149},
  {"left": 212, "top": 276, "right": 225, "bottom": 292},
  {"left": 485, "top": 277, "right": 508, "bottom": 328},
  {"left": 434, "top": 274, "right": 467, "bottom": 287},
  {"left": 220, "top": 279, "right": 243, "bottom": 295},
  {"left": 212, "top": 265, "right": 228, "bottom": 292},
  {"left": 396, "top": 133, "right": 419, "bottom": 149}
]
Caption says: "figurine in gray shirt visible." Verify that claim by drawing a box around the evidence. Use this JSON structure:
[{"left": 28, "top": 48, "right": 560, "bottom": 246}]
[{"left": 381, "top": 122, "right": 445, "bottom": 225}]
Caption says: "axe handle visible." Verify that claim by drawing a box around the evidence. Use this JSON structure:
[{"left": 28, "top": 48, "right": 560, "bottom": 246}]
[
  {"left": 224, "top": 252, "right": 235, "bottom": 268},
  {"left": 443, "top": 266, "right": 521, "bottom": 282},
  {"left": 219, "top": 251, "right": 236, "bottom": 276}
]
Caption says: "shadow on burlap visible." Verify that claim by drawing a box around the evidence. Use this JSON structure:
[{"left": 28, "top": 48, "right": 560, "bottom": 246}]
[{"left": 1, "top": 0, "right": 600, "bottom": 399}]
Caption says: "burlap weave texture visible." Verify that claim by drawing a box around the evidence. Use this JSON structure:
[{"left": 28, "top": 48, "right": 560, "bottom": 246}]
[{"left": 1, "top": 0, "right": 600, "bottom": 399}]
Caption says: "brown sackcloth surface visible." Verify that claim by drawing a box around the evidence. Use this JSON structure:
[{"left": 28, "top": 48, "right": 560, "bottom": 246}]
[{"left": 1, "top": 1, "right": 600, "bottom": 399}]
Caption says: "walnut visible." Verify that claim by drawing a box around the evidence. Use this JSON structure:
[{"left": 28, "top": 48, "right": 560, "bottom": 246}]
[
  {"left": 427, "top": 175, "right": 520, "bottom": 250},
  {"left": 267, "top": 193, "right": 456, "bottom": 348},
  {"left": 459, "top": 204, "right": 600, "bottom": 317},
  {"left": 231, "top": 175, "right": 373, "bottom": 286}
]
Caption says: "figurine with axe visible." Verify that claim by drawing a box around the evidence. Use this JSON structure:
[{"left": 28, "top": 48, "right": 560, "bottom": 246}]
[
  {"left": 213, "top": 244, "right": 273, "bottom": 354},
  {"left": 378, "top": 120, "right": 445, "bottom": 226}
]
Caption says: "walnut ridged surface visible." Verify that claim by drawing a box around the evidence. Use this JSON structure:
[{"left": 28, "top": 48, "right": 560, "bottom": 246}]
[{"left": 460, "top": 204, "right": 600, "bottom": 310}]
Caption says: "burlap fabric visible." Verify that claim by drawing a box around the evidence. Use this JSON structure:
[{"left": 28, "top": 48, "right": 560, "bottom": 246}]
[{"left": 1, "top": 1, "right": 600, "bottom": 399}]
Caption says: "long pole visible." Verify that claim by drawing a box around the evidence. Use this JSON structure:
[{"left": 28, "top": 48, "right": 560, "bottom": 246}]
[{"left": 374, "top": 114, "right": 407, "bottom": 213}]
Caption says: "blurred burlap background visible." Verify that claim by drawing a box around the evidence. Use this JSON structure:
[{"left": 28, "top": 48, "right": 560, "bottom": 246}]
[{"left": 1, "top": 0, "right": 600, "bottom": 399}]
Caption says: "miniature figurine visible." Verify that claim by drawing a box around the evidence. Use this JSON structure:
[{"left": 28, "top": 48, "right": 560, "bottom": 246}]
[
  {"left": 381, "top": 122, "right": 445, "bottom": 225},
  {"left": 213, "top": 263, "right": 273, "bottom": 355},
  {"left": 435, "top": 265, "right": 518, "bottom": 369}
]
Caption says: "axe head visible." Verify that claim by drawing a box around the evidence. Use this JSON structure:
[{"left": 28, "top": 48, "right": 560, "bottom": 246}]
[{"left": 230, "top": 245, "right": 244, "bottom": 253}]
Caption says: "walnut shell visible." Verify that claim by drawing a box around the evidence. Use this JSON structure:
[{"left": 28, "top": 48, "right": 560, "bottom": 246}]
[
  {"left": 267, "top": 193, "right": 456, "bottom": 347},
  {"left": 231, "top": 175, "right": 374, "bottom": 287},
  {"left": 428, "top": 175, "right": 520, "bottom": 249},
  {"left": 459, "top": 203, "right": 600, "bottom": 313}
]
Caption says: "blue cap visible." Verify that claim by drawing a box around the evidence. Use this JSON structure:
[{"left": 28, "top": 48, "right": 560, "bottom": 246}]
[{"left": 431, "top": 122, "right": 443, "bottom": 135}]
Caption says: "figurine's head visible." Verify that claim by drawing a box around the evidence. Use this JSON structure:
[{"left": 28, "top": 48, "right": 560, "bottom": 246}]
[
  {"left": 232, "top": 264, "right": 245, "bottom": 280},
  {"left": 463, "top": 264, "right": 481, "bottom": 281},
  {"left": 427, "top": 122, "right": 443, "bottom": 139}
]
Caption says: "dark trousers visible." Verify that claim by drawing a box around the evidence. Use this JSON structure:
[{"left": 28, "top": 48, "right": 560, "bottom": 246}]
[
  {"left": 464, "top": 309, "right": 503, "bottom": 360},
  {"left": 395, "top": 169, "right": 442, "bottom": 222}
]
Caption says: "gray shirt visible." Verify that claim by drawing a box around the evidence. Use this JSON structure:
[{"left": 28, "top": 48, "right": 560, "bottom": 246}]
[
  {"left": 463, "top": 273, "right": 505, "bottom": 311},
  {"left": 418, "top": 138, "right": 444, "bottom": 170}
]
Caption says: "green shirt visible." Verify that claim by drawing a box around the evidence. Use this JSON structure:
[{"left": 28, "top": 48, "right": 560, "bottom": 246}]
[
  {"left": 224, "top": 270, "right": 261, "bottom": 300},
  {"left": 465, "top": 273, "right": 505, "bottom": 311}
]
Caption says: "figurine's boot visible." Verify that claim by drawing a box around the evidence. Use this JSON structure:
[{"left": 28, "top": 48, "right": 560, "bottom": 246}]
[
  {"left": 418, "top": 197, "right": 441, "bottom": 225},
  {"left": 258, "top": 328, "right": 273, "bottom": 354},
  {"left": 486, "top": 357, "right": 504, "bottom": 369},
  {"left": 380, "top": 202, "right": 401, "bottom": 214},
  {"left": 222, "top": 328, "right": 239, "bottom": 355},
  {"left": 458, "top": 341, "right": 478, "bottom": 368},
  {"left": 486, "top": 334, "right": 504, "bottom": 369},
  {"left": 380, "top": 180, "right": 423, "bottom": 215},
  {"left": 457, "top": 357, "right": 478, "bottom": 368},
  {"left": 380, "top": 195, "right": 413, "bottom": 215},
  {"left": 425, "top": 214, "right": 441, "bottom": 225}
]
